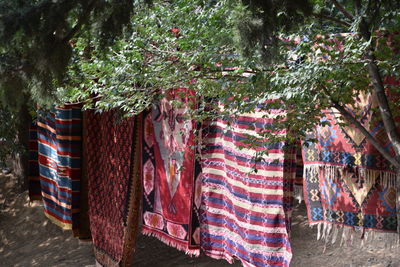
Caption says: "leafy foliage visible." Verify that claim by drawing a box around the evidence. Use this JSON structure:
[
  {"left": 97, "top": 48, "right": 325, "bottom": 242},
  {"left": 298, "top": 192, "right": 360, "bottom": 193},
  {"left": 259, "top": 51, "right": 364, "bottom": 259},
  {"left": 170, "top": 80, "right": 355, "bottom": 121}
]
[
  {"left": 60, "top": 0, "right": 243, "bottom": 114},
  {"left": 0, "top": 109, "right": 21, "bottom": 167},
  {"left": 0, "top": 0, "right": 136, "bottom": 111},
  {"left": 3, "top": 0, "right": 400, "bottom": 170}
]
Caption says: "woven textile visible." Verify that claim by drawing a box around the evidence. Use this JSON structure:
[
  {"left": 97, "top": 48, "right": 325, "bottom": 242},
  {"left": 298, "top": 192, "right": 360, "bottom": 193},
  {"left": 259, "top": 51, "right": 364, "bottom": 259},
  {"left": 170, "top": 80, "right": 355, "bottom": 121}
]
[
  {"left": 200, "top": 103, "right": 295, "bottom": 267},
  {"left": 85, "top": 110, "right": 142, "bottom": 267},
  {"left": 294, "top": 143, "right": 304, "bottom": 203},
  {"left": 37, "top": 104, "right": 82, "bottom": 230},
  {"left": 28, "top": 123, "right": 41, "bottom": 201},
  {"left": 142, "top": 89, "right": 200, "bottom": 255},
  {"left": 303, "top": 91, "right": 398, "bottom": 240}
]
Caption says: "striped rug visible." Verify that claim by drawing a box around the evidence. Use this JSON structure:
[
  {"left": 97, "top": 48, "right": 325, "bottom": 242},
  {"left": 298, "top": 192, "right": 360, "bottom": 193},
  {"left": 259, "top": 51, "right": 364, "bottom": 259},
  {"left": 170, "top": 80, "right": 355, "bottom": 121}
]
[
  {"left": 37, "top": 104, "right": 82, "bottom": 230},
  {"left": 200, "top": 103, "right": 295, "bottom": 267},
  {"left": 28, "top": 123, "right": 41, "bottom": 201}
]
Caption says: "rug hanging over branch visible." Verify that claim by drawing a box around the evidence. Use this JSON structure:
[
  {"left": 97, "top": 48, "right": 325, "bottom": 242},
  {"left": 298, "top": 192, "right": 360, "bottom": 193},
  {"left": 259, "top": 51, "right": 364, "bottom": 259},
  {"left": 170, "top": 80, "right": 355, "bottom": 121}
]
[
  {"left": 200, "top": 100, "right": 296, "bottom": 267},
  {"left": 85, "top": 110, "right": 142, "bottom": 266},
  {"left": 36, "top": 104, "right": 82, "bottom": 231},
  {"left": 302, "top": 90, "right": 398, "bottom": 246},
  {"left": 141, "top": 88, "right": 201, "bottom": 256}
]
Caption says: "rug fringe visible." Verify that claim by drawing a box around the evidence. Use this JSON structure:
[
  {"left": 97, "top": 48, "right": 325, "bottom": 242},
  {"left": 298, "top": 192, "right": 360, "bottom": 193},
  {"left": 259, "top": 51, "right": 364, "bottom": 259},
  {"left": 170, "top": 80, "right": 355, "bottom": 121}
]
[
  {"left": 141, "top": 227, "right": 200, "bottom": 257},
  {"left": 312, "top": 222, "right": 400, "bottom": 249},
  {"left": 43, "top": 212, "right": 72, "bottom": 230},
  {"left": 304, "top": 165, "right": 397, "bottom": 187},
  {"left": 294, "top": 185, "right": 303, "bottom": 203}
]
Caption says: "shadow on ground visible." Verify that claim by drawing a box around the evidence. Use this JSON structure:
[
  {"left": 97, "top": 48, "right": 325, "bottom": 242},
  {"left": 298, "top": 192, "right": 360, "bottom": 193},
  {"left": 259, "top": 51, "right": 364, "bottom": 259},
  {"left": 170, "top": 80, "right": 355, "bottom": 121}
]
[{"left": 1, "top": 174, "right": 399, "bottom": 267}]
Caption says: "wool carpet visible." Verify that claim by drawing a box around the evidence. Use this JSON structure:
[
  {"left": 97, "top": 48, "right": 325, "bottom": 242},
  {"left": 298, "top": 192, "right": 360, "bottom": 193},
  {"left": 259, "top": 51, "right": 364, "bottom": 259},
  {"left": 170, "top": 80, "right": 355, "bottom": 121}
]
[
  {"left": 85, "top": 110, "right": 142, "bottom": 266},
  {"left": 303, "top": 91, "right": 398, "bottom": 244},
  {"left": 142, "top": 88, "right": 201, "bottom": 256},
  {"left": 200, "top": 102, "right": 296, "bottom": 267},
  {"left": 28, "top": 123, "right": 42, "bottom": 201},
  {"left": 37, "top": 104, "right": 82, "bottom": 230}
]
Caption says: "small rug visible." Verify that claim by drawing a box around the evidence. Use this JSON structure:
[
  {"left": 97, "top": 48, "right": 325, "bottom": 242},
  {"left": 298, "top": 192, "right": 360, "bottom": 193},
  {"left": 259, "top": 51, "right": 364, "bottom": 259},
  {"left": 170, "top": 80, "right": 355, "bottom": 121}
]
[
  {"left": 28, "top": 123, "right": 41, "bottom": 201},
  {"left": 200, "top": 102, "right": 295, "bottom": 267},
  {"left": 85, "top": 110, "right": 142, "bottom": 266},
  {"left": 303, "top": 91, "right": 398, "bottom": 244},
  {"left": 37, "top": 104, "right": 82, "bottom": 230},
  {"left": 142, "top": 88, "right": 201, "bottom": 256}
]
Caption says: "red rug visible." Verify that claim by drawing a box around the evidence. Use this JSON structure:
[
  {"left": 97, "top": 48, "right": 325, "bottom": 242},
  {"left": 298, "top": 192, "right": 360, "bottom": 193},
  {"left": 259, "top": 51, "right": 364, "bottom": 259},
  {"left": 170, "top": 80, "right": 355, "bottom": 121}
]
[
  {"left": 303, "top": 87, "right": 398, "bottom": 244},
  {"left": 28, "top": 123, "right": 41, "bottom": 201},
  {"left": 85, "top": 110, "right": 142, "bottom": 266},
  {"left": 142, "top": 88, "right": 200, "bottom": 256}
]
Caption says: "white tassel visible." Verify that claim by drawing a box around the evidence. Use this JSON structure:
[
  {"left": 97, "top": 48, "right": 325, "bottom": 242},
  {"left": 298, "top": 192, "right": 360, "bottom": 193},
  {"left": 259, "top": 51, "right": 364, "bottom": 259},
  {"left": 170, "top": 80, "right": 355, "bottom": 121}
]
[
  {"left": 331, "top": 225, "right": 339, "bottom": 244},
  {"left": 317, "top": 223, "right": 322, "bottom": 240},
  {"left": 294, "top": 185, "right": 304, "bottom": 203}
]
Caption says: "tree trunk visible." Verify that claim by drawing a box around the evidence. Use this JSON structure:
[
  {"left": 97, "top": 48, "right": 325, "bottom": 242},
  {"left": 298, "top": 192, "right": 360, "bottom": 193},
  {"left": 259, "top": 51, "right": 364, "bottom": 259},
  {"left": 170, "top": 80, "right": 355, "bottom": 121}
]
[{"left": 12, "top": 101, "right": 32, "bottom": 192}]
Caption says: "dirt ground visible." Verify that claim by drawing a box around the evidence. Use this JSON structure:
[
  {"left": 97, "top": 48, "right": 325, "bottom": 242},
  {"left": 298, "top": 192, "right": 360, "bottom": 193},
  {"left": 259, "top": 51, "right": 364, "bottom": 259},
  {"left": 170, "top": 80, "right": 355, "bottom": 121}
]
[{"left": 1, "top": 173, "right": 399, "bottom": 267}]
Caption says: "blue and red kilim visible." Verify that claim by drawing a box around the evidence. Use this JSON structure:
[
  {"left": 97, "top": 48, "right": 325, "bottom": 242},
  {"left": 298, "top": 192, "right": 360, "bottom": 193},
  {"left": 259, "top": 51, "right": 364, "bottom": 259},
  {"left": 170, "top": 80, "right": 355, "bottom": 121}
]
[
  {"left": 303, "top": 90, "right": 398, "bottom": 236},
  {"left": 200, "top": 102, "right": 295, "bottom": 267},
  {"left": 37, "top": 104, "right": 82, "bottom": 230}
]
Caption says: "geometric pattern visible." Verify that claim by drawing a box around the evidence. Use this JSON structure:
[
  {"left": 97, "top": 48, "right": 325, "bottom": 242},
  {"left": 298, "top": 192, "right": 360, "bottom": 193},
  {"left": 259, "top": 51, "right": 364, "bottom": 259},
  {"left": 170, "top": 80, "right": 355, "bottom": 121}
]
[
  {"left": 303, "top": 91, "right": 398, "bottom": 233},
  {"left": 141, "top": 89, "right": 200, "bottom": 256},
  {"left": 85, "top": 110, "right": 141, "bottom": 266}
]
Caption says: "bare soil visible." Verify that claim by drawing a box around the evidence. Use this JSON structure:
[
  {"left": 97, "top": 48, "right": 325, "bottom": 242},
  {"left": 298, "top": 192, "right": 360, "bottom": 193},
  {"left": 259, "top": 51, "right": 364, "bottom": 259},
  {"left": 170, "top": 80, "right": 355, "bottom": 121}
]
[{"left": 0, "top": 173, "right": 399, "bottom": 267}]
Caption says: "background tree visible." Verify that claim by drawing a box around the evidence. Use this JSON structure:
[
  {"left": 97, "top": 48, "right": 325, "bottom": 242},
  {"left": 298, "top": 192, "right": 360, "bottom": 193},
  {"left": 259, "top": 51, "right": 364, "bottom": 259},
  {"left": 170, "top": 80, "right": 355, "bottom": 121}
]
[
  {"left": 0, "top": 0, "right": 136, "bottom": 190},
  {"left": 3, "top": 1, "right": 400, "bottom": 231},
  {"left": 61, "top": 0, "right": 400, "bottom": 233},
  {"left": 234, "top": 0, "right": 400, "bottom": 233}
]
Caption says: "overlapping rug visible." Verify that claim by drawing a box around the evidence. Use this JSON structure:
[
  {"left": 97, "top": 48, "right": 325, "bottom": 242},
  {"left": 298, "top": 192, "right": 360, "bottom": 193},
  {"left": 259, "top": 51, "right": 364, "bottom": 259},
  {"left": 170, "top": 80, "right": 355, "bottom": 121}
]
[
  {"left": 142, "top": 88, "right": 201, "bottom": 256},
  {"left": 294, "top": 142, "right": 304, "bottom": 203},
  {"left": 200, "top": 102, "right": 296, "bottom": 267},
  {"left": 85, "top": 109, "right": 142, "bottom": 266},
  {"left": 36, "top": 104, "right": 82, "bottom": 230},
  {"left": 28, "top": 123, "right": 41, "bottom": 201},
  {"left": 303, "top": 91, "right": 398, "bottom": 244}
]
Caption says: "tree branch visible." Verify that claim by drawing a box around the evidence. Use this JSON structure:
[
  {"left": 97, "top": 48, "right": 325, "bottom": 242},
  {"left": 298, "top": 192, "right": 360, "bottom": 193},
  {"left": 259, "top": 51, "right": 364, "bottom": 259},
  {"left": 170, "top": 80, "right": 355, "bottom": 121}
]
[
  {"left": 311, "top": 12, "right": 351, "bottom": 27},
  {"left": 353, "top": 0, "right": 362, "bottom": 15},
  {"left": 356, "top": 18, "right": 400, "bottom": 160},
  {"left": 366, "top": 52, "right": 400, "bottom": 157},
  {"left": 331, "top": 100, "right": 400, "bottom": 169},
  {"left": 330, "top": 0, "right": 355, "bottom": 21},
  {"left": 62, "top": 0, "right": 98, "bottom": 43},
  {"left": 355, "top": 6, "right": 400, "bottom": 236}
]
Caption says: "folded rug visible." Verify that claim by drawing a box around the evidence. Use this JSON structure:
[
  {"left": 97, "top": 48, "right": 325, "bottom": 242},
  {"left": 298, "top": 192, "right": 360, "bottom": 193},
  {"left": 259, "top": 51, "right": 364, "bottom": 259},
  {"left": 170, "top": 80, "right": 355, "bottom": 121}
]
[
  {"left": 303, "top": 91, "right": 398, "bottom": 244},
  {"left": 28, "top": 123, "right": 41, "bottom": 201},
  {"left": 142, "top": 88, "right": 201, "bottom": 256},
  {"left": 37, "top": 104, "right": 82, "bottom": 230},
  {"left": 85, "top": 110, "right": 142, "bottom": 266},
  {"left": 200, "top": 102, "right": 295, "bottom": 267}
]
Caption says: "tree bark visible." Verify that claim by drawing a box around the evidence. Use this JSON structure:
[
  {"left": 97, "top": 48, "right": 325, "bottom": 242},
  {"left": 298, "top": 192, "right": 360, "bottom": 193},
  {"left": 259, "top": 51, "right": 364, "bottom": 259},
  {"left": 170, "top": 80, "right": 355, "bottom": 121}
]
[
  {"left": 366, "top": 54, "right": 400, "bottom": 158},
  {"left": 357, "top": 17, "right": 400, "bottom": 160},
  {"left": 12, "top": 101, "right": 32, "bottom": 192},
  {"left": 357, "top": 18, "right": 400, "bottom": 236}
]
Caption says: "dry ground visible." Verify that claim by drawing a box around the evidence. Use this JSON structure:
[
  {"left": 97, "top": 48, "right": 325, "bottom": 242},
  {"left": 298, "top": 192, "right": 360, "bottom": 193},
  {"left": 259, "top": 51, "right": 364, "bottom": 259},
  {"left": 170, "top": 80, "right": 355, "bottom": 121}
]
[{"left": 0, "top": 173, "right": 399, "bottom": 267}]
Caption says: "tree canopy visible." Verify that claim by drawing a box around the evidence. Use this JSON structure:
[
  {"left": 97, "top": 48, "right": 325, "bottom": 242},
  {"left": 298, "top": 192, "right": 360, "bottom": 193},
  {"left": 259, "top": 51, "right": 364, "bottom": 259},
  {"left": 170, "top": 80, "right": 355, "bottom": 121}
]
[
  {"left": 0, "top": 0, "right": 136, "bottom": 111},
  {"left": 57, "top": 0, "right": 400, "bottom": 166},
  {"left": 2, "top": 0, "right": 400, "bottom": 194}
]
